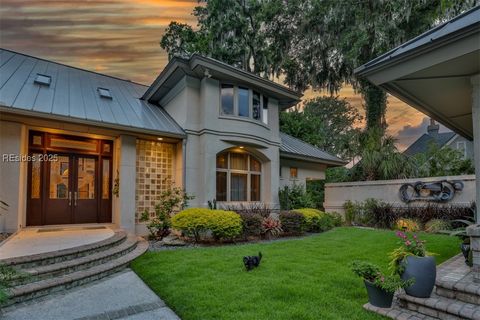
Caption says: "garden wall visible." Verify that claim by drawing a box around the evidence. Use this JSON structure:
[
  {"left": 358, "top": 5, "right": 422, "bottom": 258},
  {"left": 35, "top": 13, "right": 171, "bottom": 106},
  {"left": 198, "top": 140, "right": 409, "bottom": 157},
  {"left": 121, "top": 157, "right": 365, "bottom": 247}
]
[{"left": 324, "top": 174, "right": 476, "bottom": 214}]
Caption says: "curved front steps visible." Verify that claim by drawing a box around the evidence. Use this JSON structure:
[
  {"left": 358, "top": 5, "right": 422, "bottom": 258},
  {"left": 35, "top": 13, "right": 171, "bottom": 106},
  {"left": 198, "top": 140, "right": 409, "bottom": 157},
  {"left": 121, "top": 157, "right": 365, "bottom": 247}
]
[{"left": 0, "top": 231, "right": 148, "bottom": 307}]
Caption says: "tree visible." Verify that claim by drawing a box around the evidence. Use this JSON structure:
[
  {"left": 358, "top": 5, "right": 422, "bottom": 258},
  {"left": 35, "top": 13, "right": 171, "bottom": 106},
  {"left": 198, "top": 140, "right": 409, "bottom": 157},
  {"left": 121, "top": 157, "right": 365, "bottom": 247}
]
[
  {"left": 280, "top": 96, "right": 362, "bottom": 161},
  {"left": 352, "top": 128, "right": 416, "bottom": 181},
  {"left": 413, "top": 141, "right": 475, "bottom": 177}
]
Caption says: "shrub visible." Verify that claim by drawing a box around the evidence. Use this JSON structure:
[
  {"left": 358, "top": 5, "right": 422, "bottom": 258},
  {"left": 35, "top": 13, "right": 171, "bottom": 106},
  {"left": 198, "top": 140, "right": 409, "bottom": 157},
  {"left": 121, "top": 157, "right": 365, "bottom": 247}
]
[
  {"left": 171, "top": 208, "right": 242, "bottom": 241},
  {"left": 238, "top": 212, "right": 263, "bottom": 238},
  {"left": 328, "top": 212, "right": 343, "bottom": 227},
  {"left": 425, "top": 219, "right": 451, "bottom": 233},
  {"left": 261, "top": 217, "right": 282, "bottom": 238},
  {"left": 344, "top": 200, "right": 355, "bottom": 225},
  {"left": 292, "top": 208, "right": 323, "bottom": 232},
  {"left": 279, "top": 211, "right": 305, "bottom": 234},
  {"left": 317, "top": 214, "right": 335, "bottom": 231},
  {"left": 278, "top": 184, "right": 314, "bottom": 210},
  {"left": 140, "top": 185, "right": 194, "bottom": 239},
  {"left": 395, "top": 218, "right": 421, "bottom": 232},
  {"left": 225, "top": 202, "right": 271, "bottom": 218}
]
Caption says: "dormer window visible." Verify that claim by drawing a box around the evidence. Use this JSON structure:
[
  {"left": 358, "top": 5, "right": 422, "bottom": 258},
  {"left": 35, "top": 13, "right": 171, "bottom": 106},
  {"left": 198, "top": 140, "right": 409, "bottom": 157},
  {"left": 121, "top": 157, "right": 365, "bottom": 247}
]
[
  {"left": 97, "top": 87, "right": 112, "bottom": 99},
  {"left": 34, "top": 74, "right": 51, "bottom": 86},
  {"left": 220, "top": 84, "right": 269, "bottom": 124}
]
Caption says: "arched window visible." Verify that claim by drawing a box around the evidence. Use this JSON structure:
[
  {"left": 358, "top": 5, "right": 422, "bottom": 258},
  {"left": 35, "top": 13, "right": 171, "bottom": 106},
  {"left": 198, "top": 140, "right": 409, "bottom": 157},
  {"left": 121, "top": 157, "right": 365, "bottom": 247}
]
[{"left": 216, "top": 151, "right": 261, "bottom": 202}]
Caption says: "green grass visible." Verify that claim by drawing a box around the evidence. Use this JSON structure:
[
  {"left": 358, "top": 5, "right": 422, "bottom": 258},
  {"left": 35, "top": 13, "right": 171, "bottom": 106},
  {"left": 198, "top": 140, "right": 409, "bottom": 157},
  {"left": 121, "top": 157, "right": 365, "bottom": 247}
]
[{"left": 132, "top": 227, "right": 461, "bottom": 320}]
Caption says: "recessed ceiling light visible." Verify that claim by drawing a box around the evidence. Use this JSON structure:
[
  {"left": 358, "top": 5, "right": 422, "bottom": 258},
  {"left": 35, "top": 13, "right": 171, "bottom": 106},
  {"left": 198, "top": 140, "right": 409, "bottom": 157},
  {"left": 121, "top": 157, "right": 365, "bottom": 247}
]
[
  {"left": 157, "top": 137, "right": 163, "bottom": 141},
  {"left": 239, "top": 146, "right": 244, "bottom": 149}
]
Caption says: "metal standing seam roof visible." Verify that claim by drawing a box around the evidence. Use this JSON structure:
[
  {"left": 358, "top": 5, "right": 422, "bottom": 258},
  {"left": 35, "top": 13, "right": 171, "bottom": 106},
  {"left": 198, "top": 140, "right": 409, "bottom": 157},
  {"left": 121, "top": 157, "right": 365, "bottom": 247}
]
[
  {"left": 0, "top": 49, "right": 185, "bottom": 137},
  {"left": 403, "top": 132, "right": 456, "bottom": 157},
  {"left": 279, "top": 132, "right": 346, "bottom": 166},
  {"left": 355, "top": 5, "right": 480, "bottom": 74}
]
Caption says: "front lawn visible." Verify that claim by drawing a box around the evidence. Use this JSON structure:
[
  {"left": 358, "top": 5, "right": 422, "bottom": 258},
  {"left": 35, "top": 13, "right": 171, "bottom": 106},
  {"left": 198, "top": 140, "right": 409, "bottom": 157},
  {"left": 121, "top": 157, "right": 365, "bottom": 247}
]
[{"left": 132, "top": 227, "right": 460, "bottom": 320}]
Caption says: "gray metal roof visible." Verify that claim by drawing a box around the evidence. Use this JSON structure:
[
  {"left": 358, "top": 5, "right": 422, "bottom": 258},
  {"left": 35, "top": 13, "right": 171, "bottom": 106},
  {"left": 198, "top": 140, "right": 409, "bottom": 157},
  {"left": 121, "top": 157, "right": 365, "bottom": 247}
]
[
  {"left": 279, "top": 132, "right": 346, "bottom": 166},
  {"left": 403, "top": 132, "right": 456, "bottom": 157},
  {"left": 355, "top": 5, "right": 480, "bottom": 74},
  {"left": 0, "top": 49, "right": 185, "bottom": 137}
]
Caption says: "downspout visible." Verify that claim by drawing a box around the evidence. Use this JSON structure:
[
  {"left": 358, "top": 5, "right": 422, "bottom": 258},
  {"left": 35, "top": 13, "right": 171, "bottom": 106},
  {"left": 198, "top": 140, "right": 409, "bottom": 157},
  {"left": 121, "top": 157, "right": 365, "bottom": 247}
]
[{"left": 182, "top": 138, "right": 187, "bottom": 192}]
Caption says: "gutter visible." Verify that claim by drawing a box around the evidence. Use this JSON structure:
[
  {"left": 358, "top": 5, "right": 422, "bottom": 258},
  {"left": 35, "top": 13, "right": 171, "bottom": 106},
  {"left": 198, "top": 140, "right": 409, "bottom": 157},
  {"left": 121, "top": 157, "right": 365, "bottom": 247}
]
[{"left": 280, "top": 151, "right": 348, "bottom": 167}]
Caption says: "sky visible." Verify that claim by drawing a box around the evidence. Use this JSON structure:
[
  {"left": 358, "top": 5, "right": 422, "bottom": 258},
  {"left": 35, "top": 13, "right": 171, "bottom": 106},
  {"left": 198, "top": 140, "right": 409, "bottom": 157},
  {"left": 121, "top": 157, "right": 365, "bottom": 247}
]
[{"left": 0, "top": 0, "right": 450, "bottom": 150}]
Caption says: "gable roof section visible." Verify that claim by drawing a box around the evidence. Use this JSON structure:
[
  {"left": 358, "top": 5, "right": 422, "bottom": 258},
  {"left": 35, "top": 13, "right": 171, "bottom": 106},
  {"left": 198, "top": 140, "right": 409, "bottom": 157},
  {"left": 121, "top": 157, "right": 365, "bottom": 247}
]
[
  {"left": 0, "top": 48, "right": 185, "bottom": 138},
  {"left": 143, "top": 54, "right": 302, "bottom": 109},
  {"left": 403, "top": 132, "right": 456, "bottom": 156},
  {"left": 279, "top": 132, "right": 346, "bottom": 166}
]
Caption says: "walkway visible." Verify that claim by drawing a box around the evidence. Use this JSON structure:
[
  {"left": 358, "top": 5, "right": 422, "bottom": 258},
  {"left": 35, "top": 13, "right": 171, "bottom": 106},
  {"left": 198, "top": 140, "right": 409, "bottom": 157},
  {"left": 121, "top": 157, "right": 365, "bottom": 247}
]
[{"left": 0, "top": 269, "right": 180, "bottom": 320}]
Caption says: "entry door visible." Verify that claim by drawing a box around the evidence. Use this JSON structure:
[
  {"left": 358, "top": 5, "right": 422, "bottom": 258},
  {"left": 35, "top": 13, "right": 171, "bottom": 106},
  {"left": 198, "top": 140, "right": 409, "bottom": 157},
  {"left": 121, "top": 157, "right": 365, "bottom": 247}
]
[
  {"left": 45, "top": 154, "right": 73, "bottom": 225},
  {"left": 73, "top": 156, "right": 98, "bottom": 223},
  {"left": 44, "top": 154, "right": 98, "bottom": 225}
]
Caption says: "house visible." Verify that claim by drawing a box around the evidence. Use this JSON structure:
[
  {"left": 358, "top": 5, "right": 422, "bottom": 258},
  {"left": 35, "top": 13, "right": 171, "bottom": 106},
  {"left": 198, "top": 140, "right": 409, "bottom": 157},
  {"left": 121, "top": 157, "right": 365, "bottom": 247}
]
[
  {"left": 0, "top": 49, "right": 345, "bottom": 235},
  {"left": 404, "top": 119, "right": 474, "bottom": 161}
]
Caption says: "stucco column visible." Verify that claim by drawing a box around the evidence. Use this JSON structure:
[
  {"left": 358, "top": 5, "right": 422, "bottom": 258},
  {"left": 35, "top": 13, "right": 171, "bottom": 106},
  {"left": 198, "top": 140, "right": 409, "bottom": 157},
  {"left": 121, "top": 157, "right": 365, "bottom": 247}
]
[
  {"left": 467, "top": 74, "right": 480, "bottom": 282},
  {"left": 117, "top": 135, "right": 136, "bottom": 234}
]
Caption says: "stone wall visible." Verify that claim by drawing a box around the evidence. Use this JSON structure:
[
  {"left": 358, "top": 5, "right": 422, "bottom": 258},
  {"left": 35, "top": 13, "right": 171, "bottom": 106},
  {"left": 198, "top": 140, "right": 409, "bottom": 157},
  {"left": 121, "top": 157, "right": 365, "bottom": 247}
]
[{"left": 324, "top": 175, "right": 476, "bottom": 214}]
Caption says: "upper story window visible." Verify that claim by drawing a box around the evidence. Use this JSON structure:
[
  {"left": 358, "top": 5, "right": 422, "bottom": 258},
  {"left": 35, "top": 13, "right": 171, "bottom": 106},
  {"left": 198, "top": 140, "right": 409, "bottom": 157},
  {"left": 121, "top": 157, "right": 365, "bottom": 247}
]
[
  {"left": 221, "top": 84, "right": 234, "bottom": 115},
  {"left": 220, "top": 84, "right": 269, "bottom": 125},
  {"left": 456, "top": 141, "right": 467, "bottom": 159}
]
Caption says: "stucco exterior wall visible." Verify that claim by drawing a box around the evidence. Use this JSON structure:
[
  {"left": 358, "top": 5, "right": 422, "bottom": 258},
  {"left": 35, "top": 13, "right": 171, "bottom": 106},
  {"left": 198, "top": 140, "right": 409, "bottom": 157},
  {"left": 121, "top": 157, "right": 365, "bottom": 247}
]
[
  {"left": 162, "top": 75, "right": 282, "bottom": 208},
  {"left": 279, "top": 158, "right": 326, "bottom": 188},
  {"left": 324, "top": 175, "right": 476, "bottom": 214},
  {"left": 0, "top": 120, "right": 26, "bottom": 233}
]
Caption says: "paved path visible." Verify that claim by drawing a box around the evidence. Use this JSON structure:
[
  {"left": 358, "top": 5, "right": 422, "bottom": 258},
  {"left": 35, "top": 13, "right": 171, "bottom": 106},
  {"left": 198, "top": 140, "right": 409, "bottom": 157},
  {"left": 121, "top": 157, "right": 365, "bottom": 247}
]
[{"left": 0, "top": 269, "right": 180, "bottom": 320}]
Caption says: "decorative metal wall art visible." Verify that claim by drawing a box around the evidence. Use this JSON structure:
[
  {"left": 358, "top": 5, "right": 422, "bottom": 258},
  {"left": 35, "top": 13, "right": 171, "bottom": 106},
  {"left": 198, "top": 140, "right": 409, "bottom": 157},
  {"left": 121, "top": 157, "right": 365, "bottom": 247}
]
[{"left": 399, "top": 180, "right": 464, "bottom": 203}]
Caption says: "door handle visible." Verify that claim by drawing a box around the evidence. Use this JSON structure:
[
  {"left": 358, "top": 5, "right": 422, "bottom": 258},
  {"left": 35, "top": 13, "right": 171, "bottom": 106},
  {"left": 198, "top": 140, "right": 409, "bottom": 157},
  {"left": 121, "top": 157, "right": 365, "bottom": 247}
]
[
  {"left": 68, "top": 191, "right": 72, "bottom": 206},
  {"left": 74, "top": 191, "right": 78, "bottom": 206}
]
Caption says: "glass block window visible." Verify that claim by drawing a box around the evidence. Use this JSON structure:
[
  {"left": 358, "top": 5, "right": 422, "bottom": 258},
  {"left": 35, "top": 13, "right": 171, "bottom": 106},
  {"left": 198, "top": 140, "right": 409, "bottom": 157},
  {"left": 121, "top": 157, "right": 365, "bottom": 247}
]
[{"left": 135, "top": 139, "right": 174, "bottom": 222}]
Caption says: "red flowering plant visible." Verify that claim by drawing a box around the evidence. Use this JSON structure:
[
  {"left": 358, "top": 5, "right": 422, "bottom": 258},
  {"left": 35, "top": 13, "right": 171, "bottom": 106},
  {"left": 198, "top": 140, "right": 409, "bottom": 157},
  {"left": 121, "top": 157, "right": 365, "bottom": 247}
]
[
  {"left": 261, "top": 217, "right": 282, "bottom": 238},
  {"left": 389, "top": 231, "right": 434, "bottom": 275}
]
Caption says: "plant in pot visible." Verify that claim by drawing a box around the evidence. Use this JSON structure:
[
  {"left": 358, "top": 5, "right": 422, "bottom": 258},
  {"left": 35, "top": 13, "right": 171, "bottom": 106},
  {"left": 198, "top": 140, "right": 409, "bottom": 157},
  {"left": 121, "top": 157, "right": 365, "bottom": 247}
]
[
  {"left": 389, "top": 231, "right": 436, "bottom": 298},
  {"left": 351, "top": 260, "right": 413, "bottom": 308},
  {"left": 447, "top": 216, "right": 475, "bottom": 266}
]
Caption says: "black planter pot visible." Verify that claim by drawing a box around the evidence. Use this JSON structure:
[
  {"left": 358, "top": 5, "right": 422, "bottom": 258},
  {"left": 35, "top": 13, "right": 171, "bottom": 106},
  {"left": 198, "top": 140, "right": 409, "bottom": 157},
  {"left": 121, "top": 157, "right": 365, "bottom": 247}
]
[
  {"left": 364, "top": 280, "right": 394, "bottom": 308},
  {"left": 401, "top": 256, "right": 436, "bottom": 298}
]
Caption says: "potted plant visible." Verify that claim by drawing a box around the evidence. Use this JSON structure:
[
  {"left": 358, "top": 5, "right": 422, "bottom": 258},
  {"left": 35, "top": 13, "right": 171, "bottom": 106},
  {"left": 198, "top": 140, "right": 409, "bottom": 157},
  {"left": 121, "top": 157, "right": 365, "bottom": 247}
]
[
  {"left": 389, "top": 231, "right": 436, "bottom": 298},
  {"left": 351, "top": 261, "right": 412, "bottom": 308}
]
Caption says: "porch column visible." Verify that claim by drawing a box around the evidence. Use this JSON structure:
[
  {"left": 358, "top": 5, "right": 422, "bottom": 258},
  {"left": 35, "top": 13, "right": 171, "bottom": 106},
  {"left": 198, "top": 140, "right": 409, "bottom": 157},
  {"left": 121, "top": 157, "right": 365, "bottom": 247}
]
[
  {"left": 467, "top": 74, "right": 480, "bottom": 283},
  {"left": 117, "top": 135, "right": 136, "bottom": 234}
]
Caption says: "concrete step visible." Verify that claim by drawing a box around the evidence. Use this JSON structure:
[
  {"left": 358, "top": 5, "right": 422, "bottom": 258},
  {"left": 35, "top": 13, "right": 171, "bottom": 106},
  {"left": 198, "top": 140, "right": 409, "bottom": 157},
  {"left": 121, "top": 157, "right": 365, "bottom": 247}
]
[
  {"left": 364, "top": 302, "right": 439, "bottom": 320},
  {"left": 1, "top": 238, "right": 148, "bottom": 307},
  {"left": 436, "top": 277, "right": 480, "bottom": 305},
  {"left": 397, "top": 292, "right": 480, "bottom": 320},
  {"left": 0, "top": 231, "right": 127, "bottom": 269},
  {"left": 10, "top": 235, "right": 139, "bottom": 285}
]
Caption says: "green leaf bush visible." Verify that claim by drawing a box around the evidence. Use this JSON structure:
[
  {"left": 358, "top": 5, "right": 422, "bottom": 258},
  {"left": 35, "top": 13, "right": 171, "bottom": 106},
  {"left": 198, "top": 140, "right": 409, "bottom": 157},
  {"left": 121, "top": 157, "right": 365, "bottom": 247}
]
[
  {"left": 279, "top": 211, "right": 305, "bottom": 234},
  {"left": 292, "top": 209, "right": 343, "bottom": 232},
  {"left": 237, "top": 212, "right": 263, "bottom": 238},
  {"left": 171, "top": 208, "right": 242, "bottom": 242}
]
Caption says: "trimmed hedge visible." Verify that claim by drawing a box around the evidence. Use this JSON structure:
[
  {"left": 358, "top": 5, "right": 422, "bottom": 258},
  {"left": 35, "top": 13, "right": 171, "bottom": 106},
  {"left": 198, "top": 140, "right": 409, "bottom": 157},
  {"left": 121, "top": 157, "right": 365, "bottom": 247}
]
[
  {"left": 171, "top": 208, "right": 242, "bottom": 241},
  {"left": 292, "top": 208, "right": 343, "bottom": 232},
  {"left": 238, "top": 212, "right": 263, "bottom": 238}
]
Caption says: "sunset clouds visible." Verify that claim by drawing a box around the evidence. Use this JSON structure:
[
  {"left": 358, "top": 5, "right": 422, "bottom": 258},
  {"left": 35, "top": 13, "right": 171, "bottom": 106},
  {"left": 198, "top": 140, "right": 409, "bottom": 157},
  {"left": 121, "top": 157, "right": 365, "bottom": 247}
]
[{"left": 0, "top": 0, "right": 434, "bottom": 149}]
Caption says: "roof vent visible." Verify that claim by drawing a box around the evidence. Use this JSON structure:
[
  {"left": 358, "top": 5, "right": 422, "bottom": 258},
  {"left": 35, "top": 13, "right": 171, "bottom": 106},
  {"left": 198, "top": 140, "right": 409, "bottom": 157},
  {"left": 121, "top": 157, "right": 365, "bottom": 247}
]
[
  {"left": 34, "top": 74, "right": 51, "bottom": 86},
  {"left": 97, "top": 87, "right": 112, "bottom": 99}
]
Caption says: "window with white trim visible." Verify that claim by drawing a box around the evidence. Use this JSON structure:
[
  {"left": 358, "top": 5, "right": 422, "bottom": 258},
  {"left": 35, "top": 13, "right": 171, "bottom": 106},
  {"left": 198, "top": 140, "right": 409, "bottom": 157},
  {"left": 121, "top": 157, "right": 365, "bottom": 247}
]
[
  {"left": 220, "top": 84, "right": 269, "bottom": 124},
  {"left": 216, "top": 151, "right": 261, "bottom": 202}
]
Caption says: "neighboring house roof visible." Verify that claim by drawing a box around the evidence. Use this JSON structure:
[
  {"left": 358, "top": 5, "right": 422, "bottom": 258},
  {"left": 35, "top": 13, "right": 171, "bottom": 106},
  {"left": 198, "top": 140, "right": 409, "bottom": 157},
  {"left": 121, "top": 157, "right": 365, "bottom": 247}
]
[
  {"left": 143, "top": 54, "right": 302, "bottom": 109},
  {"left": 279, "top": 132, "right": 347, "bottom": 166},
  {"left": 0, "top": 48, "right": 185, "bottom": 137},
  {"left": 403, "top": 132, "right": 456, "bottom": 157}
]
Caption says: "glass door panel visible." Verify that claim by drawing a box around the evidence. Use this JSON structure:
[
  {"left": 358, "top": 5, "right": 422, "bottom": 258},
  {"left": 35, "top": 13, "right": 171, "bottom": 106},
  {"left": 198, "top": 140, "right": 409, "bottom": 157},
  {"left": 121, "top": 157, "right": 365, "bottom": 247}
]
[
  {"left": 49, "top": 155, "right": 69, "bottom": 199},
  {"left": 77, "top": 157, "right": 95, "bottom": 199}
]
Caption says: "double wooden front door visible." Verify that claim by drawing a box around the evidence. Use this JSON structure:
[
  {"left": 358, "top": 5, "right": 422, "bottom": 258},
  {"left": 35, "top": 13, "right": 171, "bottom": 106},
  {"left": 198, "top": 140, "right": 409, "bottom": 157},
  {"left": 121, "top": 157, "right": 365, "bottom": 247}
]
[{"left": 27, "top": 132, "right": 112, "bottom": 226}]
